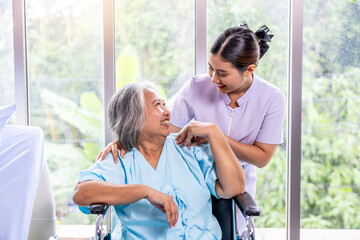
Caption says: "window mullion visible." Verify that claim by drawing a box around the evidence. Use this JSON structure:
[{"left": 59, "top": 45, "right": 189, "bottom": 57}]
[
  {"left": 287, "top": 0, "right": 303, "bottom": 239},
  {"left": 103, "top": 0, "right": 116, "bottom": 145},
  {"left": 12, "top": 0, "right": 29, "bottom": 126},
  {"left": 195, "top": 0, "right": 207, "bottom": 75}
]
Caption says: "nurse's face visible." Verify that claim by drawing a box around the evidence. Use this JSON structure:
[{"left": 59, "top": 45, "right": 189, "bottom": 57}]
[
  {"left": 208, "top": 54, "right": 253, "bottom": 96},
  {"left": 141, "top": 89, "right": 171, "bottom": 140}
]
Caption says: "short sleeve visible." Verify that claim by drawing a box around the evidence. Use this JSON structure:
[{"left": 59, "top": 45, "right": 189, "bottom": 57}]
[
  {"left": 77, "top": 151, "right": 126, "bottom": 214},
  {"left": 78, "top": 152, "right": 125, "bottom": 184},
  {"left": 192, "top": 143, "right": 219, "bottom": 198},
  {"left": 256, "top": 91, "right": 286, "bottom": 144},
  {"left": 169, "top": 78, "right": 195, "bottom": 128}
]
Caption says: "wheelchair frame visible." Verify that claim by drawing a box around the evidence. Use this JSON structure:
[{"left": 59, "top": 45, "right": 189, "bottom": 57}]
[{"left": 89, "top": 191, "right": 260, "bottom": 240}]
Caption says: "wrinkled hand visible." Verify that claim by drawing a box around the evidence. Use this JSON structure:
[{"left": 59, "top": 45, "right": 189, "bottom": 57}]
[
  {"left": 146, "top": 188, "right": 179, "bottom": 228},
  {"left": 175, "top": 121, "right": 214, "bottom": 148},
  {"left": 96, "top": 141, "right": 126, "bottom": 163}
]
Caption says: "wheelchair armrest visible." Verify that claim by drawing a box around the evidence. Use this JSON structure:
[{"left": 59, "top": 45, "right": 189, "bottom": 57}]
[
  {"left": 90, "top": 203, "right": 108, "bottom": 215},
  {"left": 233, "top": 191, "right": 261, "bottom": 217}
]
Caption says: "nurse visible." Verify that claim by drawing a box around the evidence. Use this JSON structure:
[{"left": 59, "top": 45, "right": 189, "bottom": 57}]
[
  {"left": 98, "top": 24, "right": 286, "bottom": 233},
  {"left": 74, "top": 82, "right": 245, "bottom": 239}
]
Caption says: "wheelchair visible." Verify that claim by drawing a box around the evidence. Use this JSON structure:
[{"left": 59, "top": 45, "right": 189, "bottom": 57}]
[{"left": 89, "top": 191, "right": 260, "bottom": 240}]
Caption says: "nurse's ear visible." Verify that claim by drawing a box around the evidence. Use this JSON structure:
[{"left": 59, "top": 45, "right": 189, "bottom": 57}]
[{"left": 245, "top": 64, "right": 256, "bottom": 77}]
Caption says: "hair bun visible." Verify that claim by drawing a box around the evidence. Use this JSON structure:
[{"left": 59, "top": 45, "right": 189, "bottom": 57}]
[{"left": 255, "top": 25, "right": 274, "bottom": 59}]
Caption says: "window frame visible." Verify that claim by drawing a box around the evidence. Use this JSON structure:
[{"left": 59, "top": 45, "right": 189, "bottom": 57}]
[{"left": 12, "top": 0, "right": 302, "bottom": 239}]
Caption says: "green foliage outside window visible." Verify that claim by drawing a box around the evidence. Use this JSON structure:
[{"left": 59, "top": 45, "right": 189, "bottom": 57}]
[{"left": 22, "top": 0, "right": 360, "bottom": 228}]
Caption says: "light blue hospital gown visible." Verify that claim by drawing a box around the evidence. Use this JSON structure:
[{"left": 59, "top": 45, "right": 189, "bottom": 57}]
[{"left": 77, "top": 133, "right": 222, "bottom": 239}]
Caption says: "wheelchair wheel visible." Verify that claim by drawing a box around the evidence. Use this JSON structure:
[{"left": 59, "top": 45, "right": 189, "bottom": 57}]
[{"left": 240, "top": 216, "right": 256, "bottom": 240}]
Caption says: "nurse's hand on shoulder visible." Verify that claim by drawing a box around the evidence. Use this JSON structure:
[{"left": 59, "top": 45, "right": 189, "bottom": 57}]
[
  {"left": 176, "top": 121, "right": 215, "bottom": 148},
  {"left": 96, "top": 141, "right": 126, "bottom": 163},
  {"left": 146, "top": 187, "right": 178, "bottom": 228}
]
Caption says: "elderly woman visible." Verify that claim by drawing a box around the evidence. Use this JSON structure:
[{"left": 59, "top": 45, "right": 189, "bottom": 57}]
[{"left": 73, "top": 82, "right": 245, "bottom": 239}]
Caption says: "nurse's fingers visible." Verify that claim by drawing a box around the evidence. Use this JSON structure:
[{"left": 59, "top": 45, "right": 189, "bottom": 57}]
[
  {"left": 176, "top": 128, "right": 189, "bottom": 146},
  {"left": 175, "top": 133, "right": 186, "bottom": 147},
  {"left": 96, "top": 141, "right": 116, "bottom": 162},
  {"left": 183, "top": 129, "right": 195, "bottom": 147},
  {"left": 175, "top": 132, "right": 182, "bottom": 141},
  {"left": 179, "top": 126, "right": 196, "bottom": 147},
  {"left": 189, "top": 136, "right": 208, "bottom": 147},
  {"left": 111, "top": 143, "right": 119, "bottom": 163},
  {"left": 120, "top": 147, "right": 126, "bottom": 158},
  {"left": 175, "top": 124, "right": 188, "bottom": 141}
]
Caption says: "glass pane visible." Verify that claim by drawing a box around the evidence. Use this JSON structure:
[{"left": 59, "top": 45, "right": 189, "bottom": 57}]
[
  {"left": 114, "top": 0, "right": 195, "bottom": 100},
  {"left": 0, "top": 0, "right": 16, "bottom": 123},
  {"left": 301, "top": 0, "right": 360, "bottom": 239},
  {"left": 26, "top": 0, "right": 104, "bottom": 225},
  {"left": 208, "top": 0, "right": 289, "bottom": 237}
]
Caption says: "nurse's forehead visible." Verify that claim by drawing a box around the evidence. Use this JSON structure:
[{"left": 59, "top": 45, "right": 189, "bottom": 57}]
[{"left": 208, "top": 55, "right": 233, "bottom": 70}]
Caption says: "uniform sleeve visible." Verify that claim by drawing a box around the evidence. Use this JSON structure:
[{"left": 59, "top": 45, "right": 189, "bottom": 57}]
[
  {"left": 192, "top": 143, "right": 219, "bottom": 199},
  {"left": 169, "top": 77, "right": 195, "bottom": 128},
  {"left": 77, "top": 151, "right": 126, "bottom": 214},
  {"left": 256, "top": 91, "right": 286, "bottom": 144}
]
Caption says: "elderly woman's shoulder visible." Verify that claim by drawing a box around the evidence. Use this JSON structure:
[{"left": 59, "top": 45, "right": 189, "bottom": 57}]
[
  {"left": 101, "top": 148, "right": 136, "bottom": 165},
  {"left": 165, "top": 133, "right": 210, "bottom": 154},
  {"left": 167, "top": 133, "right": 178, "bottom": 142}
]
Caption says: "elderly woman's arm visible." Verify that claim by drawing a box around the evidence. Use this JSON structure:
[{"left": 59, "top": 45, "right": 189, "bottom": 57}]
[
  {"left": 73, "top": 181, "right": 178, "bottom": 227},
  {"left": 176, "top": 121, "right": 245, "bottom": 199}
]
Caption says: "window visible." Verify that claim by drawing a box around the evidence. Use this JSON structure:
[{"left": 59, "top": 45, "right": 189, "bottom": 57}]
[
  {"left": 7, "top": 0, "right": 360, "bottom": 238},
  {"left": 0, "top": 0, "right": 16, "bottom": 122},
  {"left": 301, "top": 0, "right": 360, "bottom": 238},
  {"left": 114, "top": 0, "right": 195, "bottom": 100},
  {"left": 26, "top": 0, "right": 104, "bottom": 224}
]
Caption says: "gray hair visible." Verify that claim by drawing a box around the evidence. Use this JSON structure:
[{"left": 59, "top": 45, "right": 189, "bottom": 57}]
[{"left": 108, "top": 82, "right": 159, "bottom": 151}]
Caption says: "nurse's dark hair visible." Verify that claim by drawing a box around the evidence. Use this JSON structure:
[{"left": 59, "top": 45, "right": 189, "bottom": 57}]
[
  {"left": 108, "top": 82, "right": 159, "bottom": 151},
  {"left": 210, "top": 24, "right": 273, "bottom": 72}
]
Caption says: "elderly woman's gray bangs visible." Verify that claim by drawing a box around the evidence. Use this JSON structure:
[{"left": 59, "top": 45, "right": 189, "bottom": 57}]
[{"left": 108, "top": 82, "right": 159, "bottom": 151}]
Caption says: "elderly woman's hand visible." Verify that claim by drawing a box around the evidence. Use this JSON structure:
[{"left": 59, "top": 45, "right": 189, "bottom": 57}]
[
  {"left": 146, "top": 188, "right": 179, "bottom": 228},
  {"left": 96, "top": 141, "right": 126, "bottom": 163},
  {"left": 175, "top": 121, "right": 216, "bottom": 148}
]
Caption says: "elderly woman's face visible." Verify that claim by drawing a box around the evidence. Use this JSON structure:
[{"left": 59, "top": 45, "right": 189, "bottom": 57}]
[{"left": 141, "top": 89, "right": 171, "bottom": 140}]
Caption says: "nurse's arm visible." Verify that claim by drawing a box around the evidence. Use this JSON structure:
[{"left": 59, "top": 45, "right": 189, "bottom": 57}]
[
  {"left": 73, "top": 180, "right": 178, "bottom": 227},
  {"left": 225, "top": 137, "right": 278, "bottom": 168},
  {"left": 173, "top": 123, "right": 277, "bottom": 168}
]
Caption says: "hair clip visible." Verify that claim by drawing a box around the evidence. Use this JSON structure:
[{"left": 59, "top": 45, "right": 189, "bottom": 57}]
[{"left": 255, "top": 25, "right": 274, "bottom": 58}]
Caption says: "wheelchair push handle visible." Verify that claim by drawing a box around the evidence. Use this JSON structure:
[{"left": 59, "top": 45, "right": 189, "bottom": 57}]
[
  {"left": 233, "top": 192, "right": 261, "bottom": 217},
  {"left": 90, "top": 203, "right": 108, "bottom": 215}
]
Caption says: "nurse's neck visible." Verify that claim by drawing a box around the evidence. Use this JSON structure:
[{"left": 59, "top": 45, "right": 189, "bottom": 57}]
[
  {"left": 137, "top": 139, "right": 164, "bottom": 170},
  {"left": 227, "top": 75, "right": 253, "bottom": 109}
]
